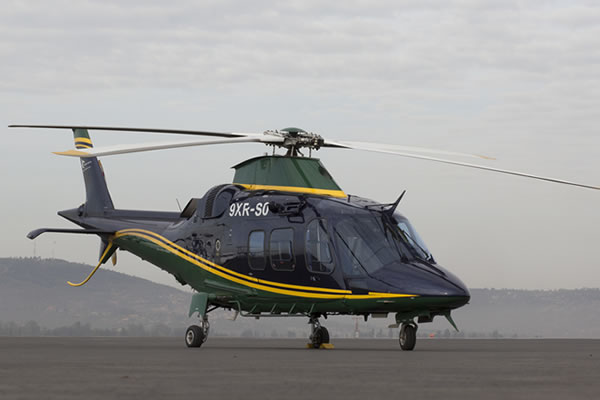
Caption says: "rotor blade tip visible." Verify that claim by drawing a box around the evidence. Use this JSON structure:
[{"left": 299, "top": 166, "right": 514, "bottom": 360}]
[{"left": 53, "top": 150, "right": 89, "bottom": 157}]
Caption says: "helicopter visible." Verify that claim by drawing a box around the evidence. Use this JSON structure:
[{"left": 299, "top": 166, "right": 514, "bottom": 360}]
[{"left": 9, "top": 124, "right": 599, "bottom": 351}]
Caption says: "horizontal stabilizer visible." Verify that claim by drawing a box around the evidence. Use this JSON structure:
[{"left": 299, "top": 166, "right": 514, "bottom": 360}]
[{"left": 27, "top": 228, "right": 115, "bottom": 240}]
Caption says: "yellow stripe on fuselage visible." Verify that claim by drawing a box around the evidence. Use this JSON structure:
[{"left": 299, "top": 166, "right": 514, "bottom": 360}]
[
  {"left": 114, "top": 228, "right": 416, "bottom": 300},
  {"left": 235, "top": 183, "right": 347, "bottom": 199},
  {"left": 116, "top": 228, "right": 351, "bottom": 294},
  {"left": 114, "top": 231, "right": 347, "bottom": 299}
]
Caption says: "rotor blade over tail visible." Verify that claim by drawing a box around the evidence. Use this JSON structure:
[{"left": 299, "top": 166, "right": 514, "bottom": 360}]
[{"left": 53, "top": 136, "right": 284, "bottom": 158}]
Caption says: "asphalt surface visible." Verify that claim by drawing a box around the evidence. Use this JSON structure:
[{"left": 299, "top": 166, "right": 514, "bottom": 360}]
[{"left": 0, "top": 337, "right": 598, "bottom": 400}]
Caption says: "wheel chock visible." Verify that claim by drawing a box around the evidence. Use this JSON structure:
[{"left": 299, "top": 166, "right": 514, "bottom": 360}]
[{"left": 306, "top": 343, "right": 335, "bottom": 349}]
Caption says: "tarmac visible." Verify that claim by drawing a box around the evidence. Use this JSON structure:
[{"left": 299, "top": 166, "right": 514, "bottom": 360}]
[{"left": 0, "top": 337, "right": 598, "bottom": 400}]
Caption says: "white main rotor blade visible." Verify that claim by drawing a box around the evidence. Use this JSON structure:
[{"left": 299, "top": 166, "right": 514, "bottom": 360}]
[
  {"left": 331, "top": 140, "right": 495, "bottom": 160},
  {"left": 326, "top": 140, "right": 599, "bottom": 191},
  {"left": 54, "top": 136, "right": 284, "bottom": 158}
]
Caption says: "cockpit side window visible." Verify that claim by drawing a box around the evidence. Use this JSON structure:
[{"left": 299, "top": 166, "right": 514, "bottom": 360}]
[
  {"left": 269, "top": 228, "right": 295, "bottom": 271},
  {"left": 305, "top": 218, "right": 335, "bottom": 274}
]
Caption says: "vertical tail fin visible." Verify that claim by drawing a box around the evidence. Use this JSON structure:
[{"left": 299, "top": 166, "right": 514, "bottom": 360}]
[{"left": 73, "top": 128, "right": 115, "bottom": 214}]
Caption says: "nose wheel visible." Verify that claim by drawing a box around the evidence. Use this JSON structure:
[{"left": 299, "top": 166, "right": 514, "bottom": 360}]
[
  {"left": 399, "top": 323, "right": 417, "bottom": 351},
  {"left": 185, "top": 319, "right": 210, "bottom": 348},
  {"left": 309, "top": 316, "right": 331, "bottom": 349}
]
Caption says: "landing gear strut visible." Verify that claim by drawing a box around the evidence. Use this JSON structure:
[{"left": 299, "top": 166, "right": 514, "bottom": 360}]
[
  {"left": 309, "top": 315, "right": 330, "bottom": 349},
  {"left": 185, "top": 317, "right": 210, "bottom": 348},
  {"left": 399, "top": 322, "right": 417, "bottom": 351}
]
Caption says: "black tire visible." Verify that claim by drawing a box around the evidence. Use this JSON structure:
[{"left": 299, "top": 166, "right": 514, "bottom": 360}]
[
  {"left": 312, "top": 326, "right": 330, "bottom": 349},
  {"left": 399, "top": 324, "right": 416, "bottom": 351},
  {"left": 185, "top": 325, "right": 204, "bottom": 348}
]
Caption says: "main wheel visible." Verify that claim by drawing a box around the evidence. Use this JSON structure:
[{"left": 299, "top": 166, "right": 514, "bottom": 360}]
[
  {"left": 399, "top": 324, "right": 416, "bottom": 351},
  {"left": 311, "top": 326, "right": 330, "bottom": 349},
  {"left": 185, "top": 325, "right": 205, "bottom": 348}
]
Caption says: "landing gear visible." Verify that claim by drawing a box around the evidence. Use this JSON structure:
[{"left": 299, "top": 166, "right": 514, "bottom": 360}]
[
  {"left": 399, "top": 323, "right": 417, "bottom": 351},
  {"left": 309, "top": 316, "right": 330, "bottom": 349},
  {"left": 185, "top": 319, "right": 210, "bottom": 348},
  {"left": 312, "top": 326, "right": 330, "bottom": 348}
]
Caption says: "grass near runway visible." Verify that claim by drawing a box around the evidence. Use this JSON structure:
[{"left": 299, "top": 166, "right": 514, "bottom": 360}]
[{"left": 0, "top": 337, "right": 598, "bottom": 400}]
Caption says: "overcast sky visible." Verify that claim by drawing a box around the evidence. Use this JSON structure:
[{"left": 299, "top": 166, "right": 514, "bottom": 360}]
[{"left": 1, "top": 0, "right": 598, "bottom": 290}]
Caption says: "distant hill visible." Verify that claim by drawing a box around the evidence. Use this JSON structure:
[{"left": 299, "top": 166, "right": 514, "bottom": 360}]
[
  {"left": 0, "top": 257, "right": 191, "bottom": 329},
  {"left": 1, "top": 258, "right": 599, "bottom": 338}
]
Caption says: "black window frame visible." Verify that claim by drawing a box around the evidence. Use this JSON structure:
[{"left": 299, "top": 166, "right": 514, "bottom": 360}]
[
  {"left": 305, "top": 218, "right": 335, "bottom": 275},
  {"left": 269, "top": 228, "right": 295, "bottom": 271},
  {"left": 247, "top": 230, "right": 266, "bottom": 271}
]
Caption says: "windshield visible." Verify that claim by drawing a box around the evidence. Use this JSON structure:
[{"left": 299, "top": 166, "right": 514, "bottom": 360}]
[
  {"left": 333, "top": 214, "right": 412, "bottom": 277},
  {"left": 333, "top": 213, "right": 434, "bottom": 277},
  {"left": 393, "top": 214, "right": 433, "bottom": 262}
]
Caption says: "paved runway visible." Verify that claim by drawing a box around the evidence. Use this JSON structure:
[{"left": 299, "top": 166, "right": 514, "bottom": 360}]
[{"left": 0, "top": 337, "right": 598, "bottom": 399}]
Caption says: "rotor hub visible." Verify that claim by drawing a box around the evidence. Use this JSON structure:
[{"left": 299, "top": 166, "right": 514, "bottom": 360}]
[{"left": 264, "top": 127, "right": 324, "bottom": 155}]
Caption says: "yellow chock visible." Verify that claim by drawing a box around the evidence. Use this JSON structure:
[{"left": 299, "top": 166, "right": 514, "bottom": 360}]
[{"left": 306, "top": 343, "right": 335, "bottom": 349}]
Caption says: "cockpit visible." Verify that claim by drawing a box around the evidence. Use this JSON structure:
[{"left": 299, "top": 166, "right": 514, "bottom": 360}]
[{"left": 333, "top": 212, "right": 434, "bottom": 278}]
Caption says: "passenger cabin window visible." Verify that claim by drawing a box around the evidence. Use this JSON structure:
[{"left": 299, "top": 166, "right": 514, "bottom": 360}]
[
  {"left": 270, "top": 228, "right": 295, "bottom": 271},
  {"left": 305, "top": 219, "right": 335, "bottom": 274},
  {"left": 248, "top": 230, "right": 266, "bottom": 270}
]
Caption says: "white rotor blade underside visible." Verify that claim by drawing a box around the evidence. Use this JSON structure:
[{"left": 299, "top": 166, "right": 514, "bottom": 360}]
[
  {"left": 326, "top": 140, "right": 599, "bottom": 191},
  {"left": 334, "top": 140, "right": 495, "bottom": 160},
  {"left": 54, "top": 136, "right": 284, "bottom": 158}
]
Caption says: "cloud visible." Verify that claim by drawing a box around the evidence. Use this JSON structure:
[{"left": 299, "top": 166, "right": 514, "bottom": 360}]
[{"left": 1, "top": 1, "right": 597, "bottom": 97}]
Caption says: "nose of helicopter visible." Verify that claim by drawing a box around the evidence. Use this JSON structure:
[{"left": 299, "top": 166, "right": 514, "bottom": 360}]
[
  {"left": 439, "top": 272, "right": 470, "bottom": 308},
  {"left": 439, "top": 267, "right": 470, "bottom": 298},
  {"left": 374, "top": 263, "right": 470, "bottom": 308},
  {"left": 425, "top": 272, "right": 470, "bottom": 309}
]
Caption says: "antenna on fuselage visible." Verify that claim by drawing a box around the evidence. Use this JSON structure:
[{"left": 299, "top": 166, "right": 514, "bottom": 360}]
[{"left": 385, "top": 190, "right": 406, "bottom": 217}]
